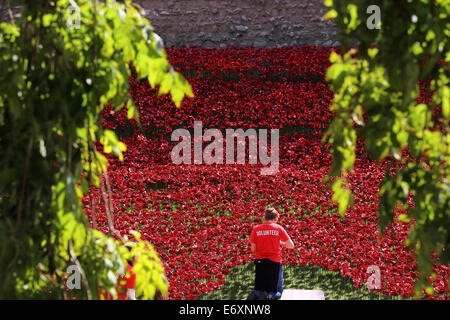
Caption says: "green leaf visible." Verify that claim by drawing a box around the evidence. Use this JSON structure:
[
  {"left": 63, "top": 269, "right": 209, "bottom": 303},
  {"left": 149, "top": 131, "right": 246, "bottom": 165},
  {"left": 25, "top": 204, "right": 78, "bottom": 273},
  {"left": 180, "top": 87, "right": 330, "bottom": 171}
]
[
  {"left": 323, "top": 9, "right": 338, "bottom": 20},
  {"left": 331, "top": 179, "right": 351, "bottom": 215},
  {"left": 408, "top": 103, "right": 428, "bottom": 133},
  {"left": 158, "top": 72, "right": 173, "bottom": 95},
  {"left": 42, "top": 14, "right": 53, "bottom": 27},
  {"left": 412, "top": 43, "right": 423, "bottom": 55},
  {"left": 107, "top": 270, "right": 116, "bottom": 286},
  {"left": 368, "top": 48, "right": 378, "bottom": 59},
  {"left": 442, "top": 86, "right": 449, "bottom": 119},
  {"left": 38, "top": 138, "right": 47, "bottom": 158},
  {"left": 326, "top": 63, "right": 344, "bottom": 81},
  {"left": 347, "top": 4, "right": 358, "bottom": 29}
]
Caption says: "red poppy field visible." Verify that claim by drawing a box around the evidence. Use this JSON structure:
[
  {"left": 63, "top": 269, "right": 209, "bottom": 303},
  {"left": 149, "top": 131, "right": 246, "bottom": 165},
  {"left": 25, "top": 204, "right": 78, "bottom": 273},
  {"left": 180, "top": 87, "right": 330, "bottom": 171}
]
[{"left": 83, "top": 47, "right": 448, "bottom": 300}]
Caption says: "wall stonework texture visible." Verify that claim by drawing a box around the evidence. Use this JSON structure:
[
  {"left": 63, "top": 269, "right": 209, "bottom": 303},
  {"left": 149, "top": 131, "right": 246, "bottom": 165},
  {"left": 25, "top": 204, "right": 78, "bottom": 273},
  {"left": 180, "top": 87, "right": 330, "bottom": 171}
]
[{"left": 135, "top": 0, "right": 338, "bottom": 48}]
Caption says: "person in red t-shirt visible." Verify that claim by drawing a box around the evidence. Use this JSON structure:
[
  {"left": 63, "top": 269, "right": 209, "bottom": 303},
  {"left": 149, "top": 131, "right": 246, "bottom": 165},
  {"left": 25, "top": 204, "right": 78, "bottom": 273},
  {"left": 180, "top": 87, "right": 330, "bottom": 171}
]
[
  {"left": 99, "top": 263, "right": 136, "bottom": 300},
  {"left": 117, "top": 262, "right": 137, "bottom": 300},
  {"left": 249, "top": 207, "right": 294, "bottom": 299},
  {"left": 100, "top": 247, "right": 137, "bottom": 300}
]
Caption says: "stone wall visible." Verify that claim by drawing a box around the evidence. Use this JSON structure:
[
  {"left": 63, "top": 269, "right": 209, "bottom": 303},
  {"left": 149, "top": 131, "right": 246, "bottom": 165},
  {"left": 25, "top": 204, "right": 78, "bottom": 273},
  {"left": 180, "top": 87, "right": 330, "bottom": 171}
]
[{"left": 135, "top": 0, "right": 338, "bottom": 48}]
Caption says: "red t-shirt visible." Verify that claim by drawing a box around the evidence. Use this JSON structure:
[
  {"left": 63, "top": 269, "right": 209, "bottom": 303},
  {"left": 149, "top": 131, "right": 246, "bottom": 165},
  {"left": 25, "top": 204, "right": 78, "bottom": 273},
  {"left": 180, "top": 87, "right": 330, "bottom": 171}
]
[{"left": 250, "top": 222, "right": 290, "bottom": 263}]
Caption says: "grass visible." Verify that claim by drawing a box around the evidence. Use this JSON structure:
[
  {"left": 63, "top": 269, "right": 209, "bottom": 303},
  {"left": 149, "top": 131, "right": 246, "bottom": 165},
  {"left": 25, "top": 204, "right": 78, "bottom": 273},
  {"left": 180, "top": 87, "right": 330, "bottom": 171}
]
[{"left": 197, "top": 262, "right": 408, "bottom": 300}]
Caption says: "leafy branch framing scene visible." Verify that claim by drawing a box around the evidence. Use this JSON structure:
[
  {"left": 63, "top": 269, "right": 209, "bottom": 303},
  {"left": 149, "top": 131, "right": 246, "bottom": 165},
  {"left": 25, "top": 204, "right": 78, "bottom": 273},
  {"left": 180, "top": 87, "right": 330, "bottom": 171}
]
[{"left": 0, "top": 0, "right": 192, "bottom": 299}]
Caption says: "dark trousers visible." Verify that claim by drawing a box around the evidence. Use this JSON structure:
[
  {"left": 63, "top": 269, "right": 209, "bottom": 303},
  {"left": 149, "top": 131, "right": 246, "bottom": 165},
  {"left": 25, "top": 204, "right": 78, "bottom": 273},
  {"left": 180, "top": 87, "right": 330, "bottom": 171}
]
[{"left": 253, "top": 259, "right": 281, "bottom": 293}]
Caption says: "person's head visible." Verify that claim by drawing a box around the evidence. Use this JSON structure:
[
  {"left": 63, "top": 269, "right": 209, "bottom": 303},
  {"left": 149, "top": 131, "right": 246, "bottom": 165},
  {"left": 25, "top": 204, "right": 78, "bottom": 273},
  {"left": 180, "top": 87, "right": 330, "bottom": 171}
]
[{"left": 264, "top": 206, "right": 279, "bottom": 222}]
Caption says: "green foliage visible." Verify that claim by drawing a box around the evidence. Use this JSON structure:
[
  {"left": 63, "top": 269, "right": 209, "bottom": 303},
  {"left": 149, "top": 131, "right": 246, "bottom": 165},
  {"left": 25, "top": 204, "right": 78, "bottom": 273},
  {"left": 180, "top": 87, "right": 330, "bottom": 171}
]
[
  {"left": 324, "top": 0, "right": 449, "bottom": 296},
  {"left": 0, "top": 0, "right": 192, "bottom": 299}
]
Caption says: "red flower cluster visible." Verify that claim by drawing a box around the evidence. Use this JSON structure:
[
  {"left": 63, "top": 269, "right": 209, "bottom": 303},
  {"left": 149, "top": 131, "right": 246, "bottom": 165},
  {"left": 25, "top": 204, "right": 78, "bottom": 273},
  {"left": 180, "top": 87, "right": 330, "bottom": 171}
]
[{"left": 87, "top": 47, "right": 448, "bottom": 300}]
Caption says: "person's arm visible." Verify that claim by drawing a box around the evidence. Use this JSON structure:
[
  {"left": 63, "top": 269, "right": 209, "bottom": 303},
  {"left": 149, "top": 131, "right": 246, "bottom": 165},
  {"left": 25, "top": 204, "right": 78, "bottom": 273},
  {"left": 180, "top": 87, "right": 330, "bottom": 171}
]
[
  {"left": 250, "top": 242, "right": 256, "bottom": 254},
  {"left": 279, "top": 226, "right": 294, "bottom": 249},
  {"left": 249, "top": 228, "right": 256, "bottom": 254},
  {"left": 281, "top": 238, "right": 294, "bottom": 249}
]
